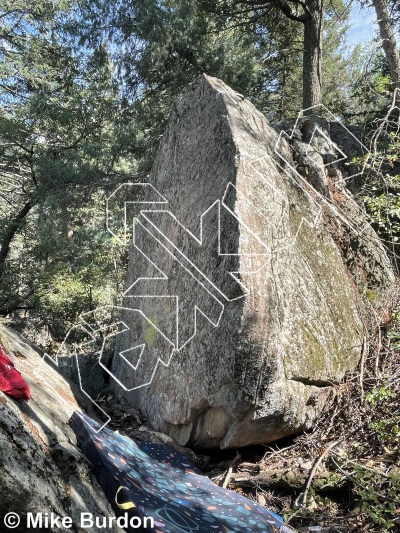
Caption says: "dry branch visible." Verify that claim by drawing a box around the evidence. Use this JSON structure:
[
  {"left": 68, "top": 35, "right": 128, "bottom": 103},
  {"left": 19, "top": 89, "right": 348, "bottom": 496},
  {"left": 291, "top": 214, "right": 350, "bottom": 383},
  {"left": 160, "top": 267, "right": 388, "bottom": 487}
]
[{"left": 224, "top": 463, "right": 349, "bottom": 492}]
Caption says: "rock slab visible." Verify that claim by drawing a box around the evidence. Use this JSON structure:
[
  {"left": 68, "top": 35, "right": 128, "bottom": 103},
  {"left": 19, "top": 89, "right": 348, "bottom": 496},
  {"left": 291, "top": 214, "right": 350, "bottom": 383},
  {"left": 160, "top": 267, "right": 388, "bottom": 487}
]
[{"left": 0, "top": 324, "right": 124, "bottom": 533}]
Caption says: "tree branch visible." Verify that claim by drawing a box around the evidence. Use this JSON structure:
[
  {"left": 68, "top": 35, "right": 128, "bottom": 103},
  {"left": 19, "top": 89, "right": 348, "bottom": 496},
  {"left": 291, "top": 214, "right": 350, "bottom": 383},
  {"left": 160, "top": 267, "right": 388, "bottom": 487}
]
[
  {"left": 0, "top": 200, "right": 33, "bottom": 266},
  {"left": 275, "top": 0, "right": 307, "bottom": 22}
]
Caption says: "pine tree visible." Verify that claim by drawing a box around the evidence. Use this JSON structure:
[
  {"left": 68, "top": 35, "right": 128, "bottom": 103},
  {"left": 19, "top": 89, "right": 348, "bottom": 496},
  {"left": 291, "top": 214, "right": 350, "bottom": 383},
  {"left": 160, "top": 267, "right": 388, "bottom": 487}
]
[
  {"left": 371, "top": 0, "right": 400, "bottom": 90},
  {"left": 0, "top": 1, "right": 132, "bottom": 321}
]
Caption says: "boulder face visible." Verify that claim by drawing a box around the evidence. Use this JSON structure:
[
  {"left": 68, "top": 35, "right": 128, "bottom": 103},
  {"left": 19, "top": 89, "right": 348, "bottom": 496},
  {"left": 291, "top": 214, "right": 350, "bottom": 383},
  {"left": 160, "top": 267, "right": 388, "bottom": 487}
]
[
  {"left": 0, "top": 325, "right": 124, "bottom": 533},
  {"left": 113, "top": 75, "right": 390, "bottom": 449}
]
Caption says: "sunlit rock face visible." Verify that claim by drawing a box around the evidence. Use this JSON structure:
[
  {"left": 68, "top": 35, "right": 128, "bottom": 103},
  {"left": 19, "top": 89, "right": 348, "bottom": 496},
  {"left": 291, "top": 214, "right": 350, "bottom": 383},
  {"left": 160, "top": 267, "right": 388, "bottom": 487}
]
[
  {"left": 0, "top": 325, "right": 124, "bottom": 533},
  {"left": 113, "top": 75, "right": 392, "bottom": 449}
]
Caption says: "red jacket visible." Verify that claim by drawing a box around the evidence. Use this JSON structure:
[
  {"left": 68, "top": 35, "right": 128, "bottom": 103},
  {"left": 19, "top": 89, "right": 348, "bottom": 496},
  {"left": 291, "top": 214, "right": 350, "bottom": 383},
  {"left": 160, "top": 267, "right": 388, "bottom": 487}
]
[{"left": 0, "top": 346, "right": 31, "bottom": 400}]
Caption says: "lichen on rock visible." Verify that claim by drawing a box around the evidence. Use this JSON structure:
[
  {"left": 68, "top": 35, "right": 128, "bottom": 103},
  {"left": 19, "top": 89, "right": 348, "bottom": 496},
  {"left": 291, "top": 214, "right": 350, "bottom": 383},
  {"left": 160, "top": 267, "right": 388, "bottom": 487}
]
[{"left": 112, "top": 75, "right": 393, "bottom": 449}]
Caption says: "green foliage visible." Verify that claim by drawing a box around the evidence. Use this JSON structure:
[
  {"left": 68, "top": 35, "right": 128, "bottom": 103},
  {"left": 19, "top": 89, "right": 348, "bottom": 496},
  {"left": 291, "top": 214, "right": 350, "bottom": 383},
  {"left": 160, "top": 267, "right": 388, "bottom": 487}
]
[
  {"left": 350, "top": 304, "right": 400, "bottom": 530},
  {"left": 364, "top": 193, "right": 400, "bottom": 237},
  {"left": 350, "top": 463, "right": 400, "bottom": 531},
  {"left": 33, "top": 189, "right": 128, "bottom": 337},
  {"left": 345, "top": 44, "right": 397, "bottom": 124},
  {"left": 0, "top": 0, "right": 396, "bottom": 348},
  {"left": 387, "top": 329, "right": 400, "bottom": 350},
  {"left": 0, "top": 0, "right": 135, "bottom": 340},
  {"left": 365, "top": 385, "right": 395, "bottom": 405},
  {"left": 77, "top": 0, "right": 266, "bottom": 167},
  {"left": 375, "top": 74, "right": 392, "bottom": 95},
  {"left": 78, "top": 0, "right": 357, "bottom": 151},
  {"left": 359, "top": 129, "right": 400, "bottom": 258},
  {"left": 321, "top": 5, "right": 362, "bottom": 117},
  {"left": 364, "top": 383, "right": 400, "bottom": 451},
  {"left": 0, "top": 2, "right": 399, "bottom": 529}
]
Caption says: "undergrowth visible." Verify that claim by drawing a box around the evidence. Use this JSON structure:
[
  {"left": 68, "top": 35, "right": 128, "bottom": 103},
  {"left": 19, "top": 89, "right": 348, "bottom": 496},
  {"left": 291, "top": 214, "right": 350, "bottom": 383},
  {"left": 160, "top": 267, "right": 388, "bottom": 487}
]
[{"left": 283, "top": 283, "right": 400, "bottom": 532}]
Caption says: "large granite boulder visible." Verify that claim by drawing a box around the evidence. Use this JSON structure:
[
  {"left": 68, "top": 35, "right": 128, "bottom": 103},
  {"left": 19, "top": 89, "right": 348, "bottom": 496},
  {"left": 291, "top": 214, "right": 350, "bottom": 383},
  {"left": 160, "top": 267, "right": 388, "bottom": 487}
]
[
  {"left": 0, "top": 324, "right": 124, "bottom": 533},
  {"left": 112, "top": 75, "right": 392, "bottom": 449}
]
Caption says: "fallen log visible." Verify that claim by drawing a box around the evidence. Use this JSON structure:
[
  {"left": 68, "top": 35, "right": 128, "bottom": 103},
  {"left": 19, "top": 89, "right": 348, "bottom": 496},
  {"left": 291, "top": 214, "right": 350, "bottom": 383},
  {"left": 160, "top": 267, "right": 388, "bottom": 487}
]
[{"left": 217, "top": 463, "right": 349, "bottom": 492}]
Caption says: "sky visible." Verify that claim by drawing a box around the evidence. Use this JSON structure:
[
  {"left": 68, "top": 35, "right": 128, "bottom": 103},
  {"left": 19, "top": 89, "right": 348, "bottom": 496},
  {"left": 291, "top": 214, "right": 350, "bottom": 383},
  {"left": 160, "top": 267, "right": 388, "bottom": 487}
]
[{"left": 347, "top": 3, "right": 376, "bottom": 46}]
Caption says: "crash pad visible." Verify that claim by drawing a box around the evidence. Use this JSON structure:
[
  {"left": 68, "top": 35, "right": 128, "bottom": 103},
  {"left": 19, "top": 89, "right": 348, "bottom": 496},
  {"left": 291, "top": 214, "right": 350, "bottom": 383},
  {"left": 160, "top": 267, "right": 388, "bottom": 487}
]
[{"left": 70, "top": 411, "right": 289, "bottom": 533}]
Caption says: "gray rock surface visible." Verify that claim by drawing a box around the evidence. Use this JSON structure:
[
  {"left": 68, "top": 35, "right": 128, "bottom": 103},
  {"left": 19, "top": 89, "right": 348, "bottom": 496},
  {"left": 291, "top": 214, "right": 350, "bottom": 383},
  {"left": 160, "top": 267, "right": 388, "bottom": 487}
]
[
  {"left": 276, "top": 115, "right": 395, "bottom": 292},
  {"left": 0, "top": 324, "right": 124, "bottom": 533},
  {"left": 112, "top": 75, "right": 393, "bottom": 449}
]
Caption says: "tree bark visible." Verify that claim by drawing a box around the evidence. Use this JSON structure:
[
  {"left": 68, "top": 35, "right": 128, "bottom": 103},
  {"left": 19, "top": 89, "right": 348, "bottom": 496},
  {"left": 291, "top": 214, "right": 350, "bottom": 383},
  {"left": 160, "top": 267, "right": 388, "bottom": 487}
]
[
  {"left": 372, "top": 0, "right": 400, "bottom": 89},
  {"left": 303, "top": 0, "right": 323, "bottom": 110},
  {"left": 209, "top": 0, "right": 325, "bottom": 112},
  {"left": 0, "top": 201, "right": 33, "bottom": 266}
]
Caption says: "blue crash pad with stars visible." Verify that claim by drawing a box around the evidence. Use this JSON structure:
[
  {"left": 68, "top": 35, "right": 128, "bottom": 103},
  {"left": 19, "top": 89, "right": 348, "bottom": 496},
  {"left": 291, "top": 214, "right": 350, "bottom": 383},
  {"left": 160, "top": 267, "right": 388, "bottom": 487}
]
[{"left": 69, "top": 411, "right": 289, "bottom": 533}]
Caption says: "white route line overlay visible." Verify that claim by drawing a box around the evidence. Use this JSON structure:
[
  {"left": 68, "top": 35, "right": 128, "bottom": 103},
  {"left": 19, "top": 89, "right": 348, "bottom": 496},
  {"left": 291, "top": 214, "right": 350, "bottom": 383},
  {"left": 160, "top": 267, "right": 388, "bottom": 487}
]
[
  {"left": 274, "top": 109, "right": 373, "bottom": 238},
  {"left": 42, "top": 174, "right": 331, "bottom": 423},
  {"left": 45, "top": 179, "right": 282, "bottom": 425},
  {"left": 106, "top": 183, "right": 168, "bottom": 245},
  {"left": 45, "top": 100, "right": 399, "bottom": 430}
]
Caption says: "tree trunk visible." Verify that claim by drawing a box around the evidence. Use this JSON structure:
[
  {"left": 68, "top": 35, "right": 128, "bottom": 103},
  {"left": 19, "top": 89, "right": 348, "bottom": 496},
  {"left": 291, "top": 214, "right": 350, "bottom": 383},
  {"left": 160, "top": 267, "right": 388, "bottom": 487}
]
[
  {"left": 0, "top": 201, "right": 33, "bottom": 267},
  {"left": 372, "top": 0, "right": 400, "bottom": 89},
  {"left": 303, "top": 0, "right": 323, "bottom": 110}
]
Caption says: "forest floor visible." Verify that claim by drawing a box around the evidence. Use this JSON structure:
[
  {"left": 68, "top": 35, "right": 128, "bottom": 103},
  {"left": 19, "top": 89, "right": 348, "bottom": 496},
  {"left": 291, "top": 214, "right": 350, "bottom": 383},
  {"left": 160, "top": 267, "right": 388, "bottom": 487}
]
[{"left": 99, "top": 283, "right": 400, "bottom": 533}]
